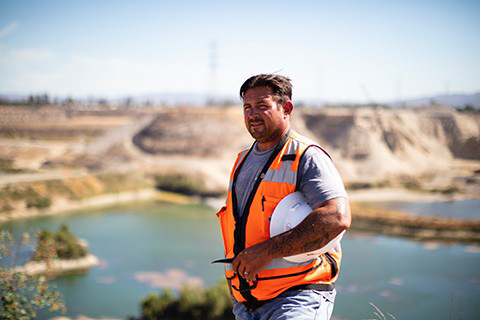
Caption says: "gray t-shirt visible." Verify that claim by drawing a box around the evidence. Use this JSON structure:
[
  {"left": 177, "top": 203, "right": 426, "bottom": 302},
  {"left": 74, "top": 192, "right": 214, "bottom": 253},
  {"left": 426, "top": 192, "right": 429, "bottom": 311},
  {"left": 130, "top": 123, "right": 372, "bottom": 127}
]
[{"left": 234, "top": 143, "right": 347, "bottom": 217}]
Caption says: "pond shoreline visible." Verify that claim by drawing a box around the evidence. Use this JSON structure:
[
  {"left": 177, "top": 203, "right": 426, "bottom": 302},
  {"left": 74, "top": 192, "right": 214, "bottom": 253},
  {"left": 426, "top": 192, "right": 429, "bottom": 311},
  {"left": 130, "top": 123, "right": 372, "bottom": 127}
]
[
  {"left": 2, "top": 187, "right": 479, "bottom": 243},
  {"left": 350, "top": 203, "right": 480, "bottom": 243},
  {"left": 347, "top": 187, "right": 477, "bottom": 203},
  {"left": 0, "top": 188, "right": 194, "bottom": 223},
  {"left": 13, "top": 254, "right": 100, "bottom": 277},
  {"left": 204, "top": 189, "right": 480, "bottom": 243}
]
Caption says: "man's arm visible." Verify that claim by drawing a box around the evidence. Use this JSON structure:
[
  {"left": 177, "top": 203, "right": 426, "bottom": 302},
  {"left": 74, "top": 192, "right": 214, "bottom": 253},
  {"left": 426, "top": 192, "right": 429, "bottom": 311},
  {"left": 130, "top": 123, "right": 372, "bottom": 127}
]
[{"left": 232, "top": 196, "right": 351, "bottom": 283}]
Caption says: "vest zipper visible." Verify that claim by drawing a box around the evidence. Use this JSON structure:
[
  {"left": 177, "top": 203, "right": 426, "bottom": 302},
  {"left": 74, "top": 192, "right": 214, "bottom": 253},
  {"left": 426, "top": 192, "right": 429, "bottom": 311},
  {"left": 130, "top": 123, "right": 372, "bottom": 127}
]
[{"left": 231, "top": 131, "right": 291, "bottom": 303}]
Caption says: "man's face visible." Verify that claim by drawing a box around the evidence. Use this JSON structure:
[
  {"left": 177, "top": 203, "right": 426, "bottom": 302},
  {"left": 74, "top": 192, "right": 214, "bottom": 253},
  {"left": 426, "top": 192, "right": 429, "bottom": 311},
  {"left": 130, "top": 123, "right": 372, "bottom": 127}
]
[{"left": 243, "top": 86, "right": 290, "bottom": 148}]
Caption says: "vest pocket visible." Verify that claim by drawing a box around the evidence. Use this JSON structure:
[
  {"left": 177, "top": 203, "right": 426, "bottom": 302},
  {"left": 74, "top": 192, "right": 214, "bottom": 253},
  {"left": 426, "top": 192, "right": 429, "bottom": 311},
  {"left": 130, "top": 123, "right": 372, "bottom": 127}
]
[{"left": 261, "top": 195, "right": 283, "bottom": 238}]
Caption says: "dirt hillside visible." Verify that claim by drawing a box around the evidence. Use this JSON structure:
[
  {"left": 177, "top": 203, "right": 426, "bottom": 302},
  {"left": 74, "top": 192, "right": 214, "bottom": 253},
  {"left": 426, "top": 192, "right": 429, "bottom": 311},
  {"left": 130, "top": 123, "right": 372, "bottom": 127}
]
[
  {"left": 1, "top": 105, "right": 479, "bottom": 195},
  {"left": 295, "top": 107, "right": 480, "bottom": 181},
  {"left": 132, "top": 106, "right": 480, "bottom": 193}
]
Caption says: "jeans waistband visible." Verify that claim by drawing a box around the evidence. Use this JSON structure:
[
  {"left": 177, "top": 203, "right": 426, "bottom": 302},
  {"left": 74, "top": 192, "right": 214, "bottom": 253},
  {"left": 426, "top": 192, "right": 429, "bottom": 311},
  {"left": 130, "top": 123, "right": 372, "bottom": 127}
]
[{"left": 242, "top": 283, "right": 335, "bottom": 311}]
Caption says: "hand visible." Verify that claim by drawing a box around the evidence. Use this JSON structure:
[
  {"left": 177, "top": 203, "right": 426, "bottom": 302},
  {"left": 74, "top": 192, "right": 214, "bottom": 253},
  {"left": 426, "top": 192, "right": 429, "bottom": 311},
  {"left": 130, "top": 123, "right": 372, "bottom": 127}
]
[{"left": 232, "top": 240, "right": 273, "bottom": 283}]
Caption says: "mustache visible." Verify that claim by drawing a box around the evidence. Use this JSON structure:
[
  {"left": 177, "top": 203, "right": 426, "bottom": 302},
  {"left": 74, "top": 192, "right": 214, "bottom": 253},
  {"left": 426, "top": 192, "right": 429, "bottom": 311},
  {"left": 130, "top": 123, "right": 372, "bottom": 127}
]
[{"left": 249, "top": 118, "right": 264, "bottom": 124}]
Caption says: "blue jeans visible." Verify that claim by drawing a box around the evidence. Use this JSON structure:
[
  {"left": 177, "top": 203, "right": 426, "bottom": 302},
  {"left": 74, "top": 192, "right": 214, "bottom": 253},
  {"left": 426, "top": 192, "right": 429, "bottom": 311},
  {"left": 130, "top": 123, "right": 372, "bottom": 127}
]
[{"left": 232, "top": 289, "right": 336, "bottom": 320}]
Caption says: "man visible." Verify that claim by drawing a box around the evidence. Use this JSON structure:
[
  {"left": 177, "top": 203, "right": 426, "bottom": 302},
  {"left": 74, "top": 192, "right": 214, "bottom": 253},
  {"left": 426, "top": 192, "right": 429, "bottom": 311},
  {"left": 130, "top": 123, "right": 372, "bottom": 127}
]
[{"left": 216, "top": 74, "right": 351, "bottom": 320}]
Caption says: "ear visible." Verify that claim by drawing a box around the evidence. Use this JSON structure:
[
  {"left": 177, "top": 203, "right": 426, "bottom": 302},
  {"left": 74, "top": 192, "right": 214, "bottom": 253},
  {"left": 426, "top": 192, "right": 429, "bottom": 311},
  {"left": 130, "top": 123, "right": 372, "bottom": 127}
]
[{"left": 283, "top": 100, "right": 294, "bottom": 116}]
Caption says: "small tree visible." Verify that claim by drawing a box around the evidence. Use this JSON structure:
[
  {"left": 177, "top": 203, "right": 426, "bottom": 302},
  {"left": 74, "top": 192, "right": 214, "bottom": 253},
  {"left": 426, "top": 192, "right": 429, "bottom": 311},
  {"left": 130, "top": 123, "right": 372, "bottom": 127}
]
[
  {"left": 34, "top": 224, "right": 87, "bottom": 261},
  {"left": 139, "top": 280, "right": 234, "bottom": 320},
  {"left": 0, "top": 230, "right": 66, "bottom": 319}
]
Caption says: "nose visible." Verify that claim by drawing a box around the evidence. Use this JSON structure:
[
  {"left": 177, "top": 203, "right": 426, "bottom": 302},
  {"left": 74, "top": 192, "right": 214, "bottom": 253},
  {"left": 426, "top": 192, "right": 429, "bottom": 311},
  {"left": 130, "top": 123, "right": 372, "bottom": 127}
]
[{"left": 247, "top": 106, "right": 259, "bottom": 117}]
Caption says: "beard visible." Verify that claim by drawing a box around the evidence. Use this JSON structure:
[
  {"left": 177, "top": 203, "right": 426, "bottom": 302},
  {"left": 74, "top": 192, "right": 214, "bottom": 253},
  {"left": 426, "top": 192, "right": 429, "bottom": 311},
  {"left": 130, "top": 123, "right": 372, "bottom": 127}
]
[
  {"left": 247, "top": 118, "right": 267, "bottom": 141},
  {"left": 246, "top": 118, "right": 285, "bottom": 144}
]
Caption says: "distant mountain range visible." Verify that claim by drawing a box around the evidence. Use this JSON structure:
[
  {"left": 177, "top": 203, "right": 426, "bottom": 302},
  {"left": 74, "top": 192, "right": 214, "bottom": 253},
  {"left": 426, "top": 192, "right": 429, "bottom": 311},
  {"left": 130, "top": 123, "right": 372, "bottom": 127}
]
[
  {"left": 400, "top": 92, "right": 480, "bottom": 109},
  {"left": 1, "top": 91, "right": 479, "bottom": 109},
  {"left": 130, "top": 91, "right": 480, "bottom": 109}
]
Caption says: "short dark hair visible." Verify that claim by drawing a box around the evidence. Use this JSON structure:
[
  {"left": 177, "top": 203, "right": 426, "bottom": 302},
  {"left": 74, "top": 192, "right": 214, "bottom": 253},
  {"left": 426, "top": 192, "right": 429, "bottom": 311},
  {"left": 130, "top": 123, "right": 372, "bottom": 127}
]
[{"left": 239, "top": 74, "right": 292, "bottom": 104}]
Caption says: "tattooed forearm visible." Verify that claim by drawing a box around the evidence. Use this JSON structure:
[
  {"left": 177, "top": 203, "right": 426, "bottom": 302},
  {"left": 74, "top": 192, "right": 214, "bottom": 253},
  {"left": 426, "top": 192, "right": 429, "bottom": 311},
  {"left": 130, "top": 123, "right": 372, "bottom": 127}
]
[
  {"left": 269, "top": 216, "right": 332, "bottom": 258},
  {"left": 301, "top": 224, "right": 330, "bottom": 253},
  {"left": 267, "top": 197, "right": 350, "bottom": 259},
  {"left": 269, "top": 220, "right": 329, "bottom": 258},
  {"left": 269, "top": 238, "right": 287, "bottom": 257}
]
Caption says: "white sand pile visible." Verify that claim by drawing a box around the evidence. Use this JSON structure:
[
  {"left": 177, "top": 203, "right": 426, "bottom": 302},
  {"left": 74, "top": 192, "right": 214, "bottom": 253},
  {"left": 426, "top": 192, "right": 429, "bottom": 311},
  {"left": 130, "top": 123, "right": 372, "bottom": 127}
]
[{"left": 297, "top": 107, "right": 480, "bottom": 183}]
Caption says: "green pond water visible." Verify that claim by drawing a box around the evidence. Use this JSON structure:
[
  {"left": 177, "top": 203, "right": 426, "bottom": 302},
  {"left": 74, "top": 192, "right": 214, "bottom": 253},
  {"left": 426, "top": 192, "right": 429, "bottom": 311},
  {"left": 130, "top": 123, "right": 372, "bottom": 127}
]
[
  {"left": 1, "top": 200, "right": 480, "bottom": 320},
  {"left": 371, "top": 198, "right": 480, "bottom": 220}
]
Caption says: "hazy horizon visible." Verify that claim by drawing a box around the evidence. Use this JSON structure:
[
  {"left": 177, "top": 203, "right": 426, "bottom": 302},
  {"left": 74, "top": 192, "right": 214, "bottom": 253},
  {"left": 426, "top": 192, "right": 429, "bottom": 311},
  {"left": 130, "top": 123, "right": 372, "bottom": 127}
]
[{"left": 1, "top": 0, "right": 479, "bottom": 104}]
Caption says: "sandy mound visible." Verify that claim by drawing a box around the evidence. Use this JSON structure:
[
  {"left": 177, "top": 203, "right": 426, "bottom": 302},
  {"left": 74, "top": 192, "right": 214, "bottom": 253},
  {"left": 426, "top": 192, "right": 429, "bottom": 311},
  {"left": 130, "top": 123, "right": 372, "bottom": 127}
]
[
  {"left": 299, "top": 107, "right": 480, "bottom": 182},
  {"left": 132, "top": 106, "right": 480, "bottom": 191},
  {"left": 133, "top": 107, "right": 251, "bottom": 156}
]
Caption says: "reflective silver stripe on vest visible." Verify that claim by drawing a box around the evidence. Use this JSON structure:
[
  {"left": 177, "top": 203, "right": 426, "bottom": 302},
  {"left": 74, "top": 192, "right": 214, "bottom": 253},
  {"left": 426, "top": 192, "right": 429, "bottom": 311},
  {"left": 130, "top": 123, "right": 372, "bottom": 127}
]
[
  {"left": 262, "top": 256, "right": 319, "bottom": 270},
  {"left": 263, "top": 139, "right": 299, "bottom": 184},
  {"left": 223, "top": 256, "right": 318, "bottom": 271},
  {"left": 263, "top": 163, "right": 296, "bottom": 184}
]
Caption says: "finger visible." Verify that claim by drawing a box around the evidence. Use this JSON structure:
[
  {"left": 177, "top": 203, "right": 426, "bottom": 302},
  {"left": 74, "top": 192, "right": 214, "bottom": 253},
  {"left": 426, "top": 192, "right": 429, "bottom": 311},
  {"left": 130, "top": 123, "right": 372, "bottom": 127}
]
[
  {"left": 232, "top": 256, "right": 240, "bottom": 274},
  {"left": 241, "top": 263, "right": 253, "bottom": 280},
  {"left": 235, "top": 257, "right": 246, "bottom": 276},
  {"left": 246, "top": 270, "right": 257, "bottom": 282},
  {"left": 239, "top": 264, "right": 247, "bottom": 278}
]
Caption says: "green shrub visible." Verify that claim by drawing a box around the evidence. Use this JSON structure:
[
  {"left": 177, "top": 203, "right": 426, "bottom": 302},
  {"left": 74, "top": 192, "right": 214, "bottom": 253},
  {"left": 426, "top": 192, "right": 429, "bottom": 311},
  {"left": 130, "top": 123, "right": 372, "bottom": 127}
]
[
  {"left": 0, "top": 186, "right": 51, "bottom": 209},
  {"left": 139, "top": 280, "right": 234, "bottom": 320},
  {"left": 0, "top": 230, "right": 66, "bottom": 318},
  {"left": 346, "top": 182, "right": 373, "bottom": 190},
  {"left": 97, "top": 172, "right": 152, "bottom": 193},
  {"left": 203, "top": 281, "right": 234, "bottom": 319},
  {"left": 141, "top": 290, "right": 176, "bottom": 320},
  {"left": 403, "top": 178, "right": 421, "bottom": 190},
  {"left": 0, "top": 159, "right": 24, "bottom": 173},
  {"left": 154, "top": 174, "right": 223, "bottom": 197},
  {"left": 26, "top": 195, "right": 51, "bottom": 209},
  {"left": 430, "top": 184, "right": 460, "bottom": 195},
  {"left": 441, "top": 185, "right": 460, "bottom": 195},
  {"left": 34, "top": 224, "right": 87, "bottom": 261}
]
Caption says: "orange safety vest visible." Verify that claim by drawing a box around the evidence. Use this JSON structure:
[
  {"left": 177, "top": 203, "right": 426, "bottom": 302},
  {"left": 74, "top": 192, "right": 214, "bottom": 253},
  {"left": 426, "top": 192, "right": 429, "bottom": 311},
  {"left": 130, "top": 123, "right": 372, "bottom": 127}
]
[{"left": 216, "top": 130, "right": 342, "bottom": 304}]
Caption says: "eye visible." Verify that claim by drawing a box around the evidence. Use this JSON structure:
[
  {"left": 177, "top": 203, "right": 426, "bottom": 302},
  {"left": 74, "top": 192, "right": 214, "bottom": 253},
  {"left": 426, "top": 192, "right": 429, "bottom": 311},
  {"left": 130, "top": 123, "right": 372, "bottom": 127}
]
[{"left": 243, "top": 106, "right": 251, "bottom": 112}]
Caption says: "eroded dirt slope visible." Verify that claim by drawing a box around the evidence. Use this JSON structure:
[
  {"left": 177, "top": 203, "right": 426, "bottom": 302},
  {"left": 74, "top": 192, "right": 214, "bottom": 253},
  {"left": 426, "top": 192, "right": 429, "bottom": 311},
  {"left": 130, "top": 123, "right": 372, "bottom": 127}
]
[
  {"left": 1, "top": 105, "right": 479, "bottom": 194},
  {"left": 133, "top": 106, "right": 480, "bottom": 192}
]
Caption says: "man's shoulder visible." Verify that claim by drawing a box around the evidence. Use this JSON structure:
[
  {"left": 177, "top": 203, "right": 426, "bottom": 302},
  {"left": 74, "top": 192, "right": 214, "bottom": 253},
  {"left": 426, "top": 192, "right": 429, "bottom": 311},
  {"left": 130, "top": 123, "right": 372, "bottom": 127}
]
[
  {"left": 291, "top": 131, "right": 331, "bottom": 159},
  {"left": 291, "top": 131, "right": 320, "bottom": 147},
  {"left": 301, "top": 145, "right": 332, "bottom": 162}
]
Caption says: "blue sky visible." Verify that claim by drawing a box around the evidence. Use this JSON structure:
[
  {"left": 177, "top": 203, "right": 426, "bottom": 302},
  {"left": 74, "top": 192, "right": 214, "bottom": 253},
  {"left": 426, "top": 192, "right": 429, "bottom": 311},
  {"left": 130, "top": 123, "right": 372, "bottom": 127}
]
[{"left": 0, "top": 0, "right": 479, "bottom": 103}]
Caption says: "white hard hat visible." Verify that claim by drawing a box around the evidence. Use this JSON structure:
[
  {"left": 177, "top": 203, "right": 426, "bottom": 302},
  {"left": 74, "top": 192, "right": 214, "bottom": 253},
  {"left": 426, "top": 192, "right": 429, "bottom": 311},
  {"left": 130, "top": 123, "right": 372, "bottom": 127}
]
[{"left": 270, "top": 191, "right": 345, "bottom": 263}]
